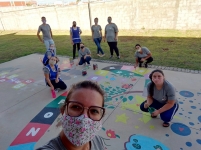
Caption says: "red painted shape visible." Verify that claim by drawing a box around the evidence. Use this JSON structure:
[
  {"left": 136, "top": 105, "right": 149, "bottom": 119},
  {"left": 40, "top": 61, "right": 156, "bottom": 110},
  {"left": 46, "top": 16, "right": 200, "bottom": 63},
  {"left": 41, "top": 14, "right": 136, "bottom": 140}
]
[
  {"left": 179, "top": 127, "right": 184, "bottom": 131},
  {"left": 61, "top": 91, "right": 68, "bottom": 97},
  {"left": 10, "top": 123, "right": 50, "bottom": 146}
]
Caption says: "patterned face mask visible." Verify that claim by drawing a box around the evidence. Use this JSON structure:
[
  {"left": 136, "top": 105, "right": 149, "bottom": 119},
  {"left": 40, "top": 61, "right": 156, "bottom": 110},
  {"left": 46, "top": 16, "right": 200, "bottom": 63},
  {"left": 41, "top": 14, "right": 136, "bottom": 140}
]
[{"left": 61, "top": 113, "right": 102, "bottom": 146}]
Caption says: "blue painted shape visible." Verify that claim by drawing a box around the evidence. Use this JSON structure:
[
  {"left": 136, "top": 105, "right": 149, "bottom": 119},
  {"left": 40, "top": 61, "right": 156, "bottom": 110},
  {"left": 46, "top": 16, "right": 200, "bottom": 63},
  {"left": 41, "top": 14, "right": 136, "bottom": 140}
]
[
  {"left": 196, "top": 139, "right": 201, "bottom": 145},
  {"left": 186, "top": 142, "right": 192, "bottom": 147},
  {"left": 30, "top": 107, "right": 60, "bottom": 125},
  {"left": 191, "top": 106, "right": 196, "bottom": 109},
  {"left": 188, "top": 112, "right": 192, "bottom": 114},
  {"left": 179, "top": 113, "right": 183, "bottom": 115},
  {"left": 165, "top": 134, "right": 169, "bottom": 137},
  {"left": 7, "top": 142, "right": 35, "bottom": 150},
  {"left": 189, "top": 122, "right": 194, "bottom": 126},
  {"left": 179, "top": 91, "right": 194, "bottom": 98},
  {"left": 179, "top": 101, "right": 183, "bottom": 104},
  {"left": 170, "top": 123, "right": 191, "bottom": 136},
  {"left": 198, "top": 116, "right": 201, "bottom": 123},
  {"left": 62, "top": 69, "right": 70, "bottom": 72},
  {"left": 124, "top": 134, "right": 169, "bottom": 150},
  {"left": 110, "top": 77, "right": 116, "bottom": 81},
  {"left": 189, "top": 100, "right": 193, "bottom": 103}
]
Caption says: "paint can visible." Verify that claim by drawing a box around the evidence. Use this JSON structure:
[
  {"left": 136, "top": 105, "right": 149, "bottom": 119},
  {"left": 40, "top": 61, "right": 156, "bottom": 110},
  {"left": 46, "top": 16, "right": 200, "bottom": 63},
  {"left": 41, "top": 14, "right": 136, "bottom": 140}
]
[
  {"left": 82, "top": 70, "right": 87, "bottom": 76},
  {"left": 93, "top": 64, "right": 98, "bottom": 70},
  {"left": 148, "top": 107, "right": 156, "bottom": 114}
]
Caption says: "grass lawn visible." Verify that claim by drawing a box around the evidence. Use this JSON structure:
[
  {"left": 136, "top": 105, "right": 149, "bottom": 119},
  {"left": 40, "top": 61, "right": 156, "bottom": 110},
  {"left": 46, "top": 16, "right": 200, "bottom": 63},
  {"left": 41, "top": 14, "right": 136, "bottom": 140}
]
[{"left": 0, "top": 30, "right": 201, "bottom": 70}]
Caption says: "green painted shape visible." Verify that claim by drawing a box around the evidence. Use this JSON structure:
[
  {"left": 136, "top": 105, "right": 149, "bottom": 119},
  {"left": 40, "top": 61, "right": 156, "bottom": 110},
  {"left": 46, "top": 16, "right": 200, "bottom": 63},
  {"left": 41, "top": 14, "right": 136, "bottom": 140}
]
[
  {"left": 104, "top": 105, "right": 108, "bottom": 108},
  {"left": 116, "top": 134, "right": 120, "bottom": 138},
  {"left": 46, "top": 96, "right": 66, "bottom": 108},
  {"left": 105, "top": 88, "right": 110, "bottom": 91},
  {"left": 105, "top": 97, "right": 112, "bottom": 102},
  {"left": 145, "top": 79, "right": 151, "bottom": 87},
  {"left": 123, "top": 98, "right": 127, "bottom": 102},
  {"left": 120, "top": 96, "right": 124, "bottom": 99},
  {"left": 128, "top": 96, "right": 134, "bottom": 101},
  {"left": 134, "top": 73, "right": 143, "bottom": 77},
  {"left": 102, "top": 127, "right": 106, "bottom": 131},
  {"left": 116, "top": 98, "right": 118, "bottom": 101},
  {"left": 108, "top": 106, "right": 115, "bottom": 109}
]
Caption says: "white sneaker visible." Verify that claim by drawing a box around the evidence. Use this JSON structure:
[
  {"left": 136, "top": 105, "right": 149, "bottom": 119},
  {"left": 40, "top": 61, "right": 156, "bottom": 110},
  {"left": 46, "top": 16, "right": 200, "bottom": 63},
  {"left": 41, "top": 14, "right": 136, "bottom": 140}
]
[
  {"left": 97, "top": 54, "right": 101, "bottom": 57},
  {"left": 101, "top": 54, "right": 105, "bottom": 57}
]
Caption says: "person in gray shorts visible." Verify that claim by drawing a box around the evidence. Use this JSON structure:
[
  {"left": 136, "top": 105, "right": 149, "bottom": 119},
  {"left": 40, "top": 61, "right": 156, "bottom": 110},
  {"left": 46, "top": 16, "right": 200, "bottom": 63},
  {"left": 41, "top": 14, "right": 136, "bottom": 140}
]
[
  {"left": 104, "top": 16, "right": 120, "bottom": 59},
  {"left": 36, "top": 81, "right": 105, "bottom": 150},
  {"left": 37, "top": 16, "right": 56, "bottom": 55},
  {"left": 134, "top": 44, "right": 153, "bottom": 68},
  {"left": 140, "top": 69, "right": 179, "bottom": 127},
  {"left": 91, "top": 18, "right": 105, "bottom": 57}
]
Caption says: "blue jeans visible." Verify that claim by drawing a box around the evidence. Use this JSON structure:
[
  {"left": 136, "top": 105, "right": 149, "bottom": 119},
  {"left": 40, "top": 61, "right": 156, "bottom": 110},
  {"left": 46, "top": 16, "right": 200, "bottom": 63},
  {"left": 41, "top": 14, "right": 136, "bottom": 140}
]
[
  {"left": 44, "top": 39, "right": 56, "bottom": 55},
  {"left": 79, "top": 56, "right": 91, "bottom": 65},
  {"left": 140, "top": 99, "right": 179, "bottom": 123},
  {"left": 94, "top": 37, "right": 104, "bottom": 55}
]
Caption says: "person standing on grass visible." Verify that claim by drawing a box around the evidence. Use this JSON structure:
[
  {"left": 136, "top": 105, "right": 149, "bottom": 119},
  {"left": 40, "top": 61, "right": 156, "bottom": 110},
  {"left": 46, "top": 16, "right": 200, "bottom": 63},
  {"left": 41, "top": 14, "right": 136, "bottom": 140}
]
[
  {"left": 140, "top": 69, "right": 179, "bottom": 127},
  {"left": 91, "top": 17, "right": 105, "bottom": 57},
  {"left": 70, "top": 21, "right": 82, "bottom": 60},
  {"left": 76, "top": 43, "right": 91, "bottom": 66},
  {"left": 37, "top": 17, "right": 56, "bottom": 55},
  {"left": 104, "top": 16, "right": 120, "bottom": 59},
  {"left": 43, "top": 56, "right": 67, "bottom": 91},
  {"left": 134, "top": 44, "right": 153, "bottom": 68}
]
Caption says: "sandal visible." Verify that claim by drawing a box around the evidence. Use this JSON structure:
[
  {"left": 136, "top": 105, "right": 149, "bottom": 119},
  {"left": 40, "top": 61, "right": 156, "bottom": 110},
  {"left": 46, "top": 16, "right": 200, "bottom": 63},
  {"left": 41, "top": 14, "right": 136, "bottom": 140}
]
[
  {"left": 151, "top": 114, "right": 157, "bottom": 118},
  {"left": 163, "top": 122, "right": 170, "bottom": 127}
]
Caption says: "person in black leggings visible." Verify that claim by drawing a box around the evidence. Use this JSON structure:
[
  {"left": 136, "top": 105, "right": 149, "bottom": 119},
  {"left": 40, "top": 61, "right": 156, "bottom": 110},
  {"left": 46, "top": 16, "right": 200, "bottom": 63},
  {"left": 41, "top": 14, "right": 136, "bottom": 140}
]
[
  {"left": 134, "top": 44, "right": 153, "bottom": 68},
  {"left": 104, "top": 16, "right": 120, "bottom": 59}
]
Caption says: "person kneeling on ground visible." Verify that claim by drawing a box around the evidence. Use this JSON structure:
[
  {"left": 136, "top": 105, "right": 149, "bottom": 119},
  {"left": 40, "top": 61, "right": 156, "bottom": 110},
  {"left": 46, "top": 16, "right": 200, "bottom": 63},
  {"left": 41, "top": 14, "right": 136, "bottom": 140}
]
[
  {"left": 134, "top": 44, "right": 153, "bottom": 68},
  {"left": 36, "top": 81, "right": 105, "bottom": 150},
  {"left": 140, "top": 69, "right": 179, "bottom": 127},
  {"left": 76, "top": 43, "right": 91, "bottom": 66},
  {"left": 43, "top": 56, "right": 67, "bottom": 91},
  {"left": 42, "top": 44, "right": 59, "bottom": 66}
]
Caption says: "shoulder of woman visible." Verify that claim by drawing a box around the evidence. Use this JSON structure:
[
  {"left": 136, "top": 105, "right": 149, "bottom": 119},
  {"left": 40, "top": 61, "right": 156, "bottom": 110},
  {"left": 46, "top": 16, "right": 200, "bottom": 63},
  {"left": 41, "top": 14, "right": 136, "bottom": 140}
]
[
  {"left": 164, "top": 80, "right": 174, "bottom": 89},
  {"left": 91, "top": 135, "right": 104, "bottom": 147}
]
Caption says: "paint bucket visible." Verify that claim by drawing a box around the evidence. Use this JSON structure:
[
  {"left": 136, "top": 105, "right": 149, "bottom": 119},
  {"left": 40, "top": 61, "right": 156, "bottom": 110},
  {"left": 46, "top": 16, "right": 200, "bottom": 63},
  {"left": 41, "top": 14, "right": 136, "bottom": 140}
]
[
  {"left": 51, "top": 90, "right": 56, "bottom": 98},
  {"left": 93, "top": 64, "right": 98, "bottom": 70},
  {"left": 148, "top": 107, "right": 156, "bottom": 114},
  {"left": 82, "top": 70, "right": 87, "bottom": 76}
]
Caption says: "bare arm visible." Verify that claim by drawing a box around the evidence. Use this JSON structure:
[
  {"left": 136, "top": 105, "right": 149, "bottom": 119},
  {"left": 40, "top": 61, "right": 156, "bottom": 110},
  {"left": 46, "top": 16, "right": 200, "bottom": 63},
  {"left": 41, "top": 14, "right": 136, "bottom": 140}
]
[
  {"left": 144, "top": 53, "right": 152, "bottom": 60},
  {"left": 50, "top": 29, "right": 53, "bottom": 38},
  {"left": 70, "top": 29, "right": 73, "bottom": 44},
  {"left": 159, "top": 100, "right": 175, "bottom": 113},
  {"left": 146, "top": 95, "right": 153, "bottom": 105},
  {"left": 79, "top": 28, "right": 82, "bottom": 35},
  {"left": 37, "top": 30, "right": 43, "bottom": 42}
]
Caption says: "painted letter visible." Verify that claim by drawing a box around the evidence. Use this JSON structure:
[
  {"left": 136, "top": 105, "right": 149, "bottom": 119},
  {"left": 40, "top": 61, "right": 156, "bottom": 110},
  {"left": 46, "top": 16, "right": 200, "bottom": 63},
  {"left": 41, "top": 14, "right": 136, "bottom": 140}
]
[
  {"left": 44, "top": 112, "right": 53, "bottom": 118},
  {"left": 26, "top": 127, "right": 40, "bottom": 136}
]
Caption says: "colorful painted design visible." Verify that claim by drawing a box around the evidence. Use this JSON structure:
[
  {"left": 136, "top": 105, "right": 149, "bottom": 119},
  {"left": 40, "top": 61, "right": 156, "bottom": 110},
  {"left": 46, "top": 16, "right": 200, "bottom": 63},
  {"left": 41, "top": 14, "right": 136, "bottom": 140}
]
[
  {"left": 95, "top": 70, "right": 109, "bottom": 76},
  {"left": 133, "top": 68, "right": 149, "bottom": 76},
  {"left": 124, "top": 134, "right": 169, "bottom": 150},
  {"left": 170, "top": 123, "right": 191, "bottom": 136},
  {"left": 7, "top": 92, "right": 67, "bottom": 150},
  {"left": 179, "top": 91, "right": 194, "bottom": 98},
  {"left": 106, "top": 130, "right": 120, "bottom": 138},
  {"left": 87, "top": 75, "right": 103, "bottom": 82},
  {"left": 121, "top": 66, "right": 135, "bottom": 71}
]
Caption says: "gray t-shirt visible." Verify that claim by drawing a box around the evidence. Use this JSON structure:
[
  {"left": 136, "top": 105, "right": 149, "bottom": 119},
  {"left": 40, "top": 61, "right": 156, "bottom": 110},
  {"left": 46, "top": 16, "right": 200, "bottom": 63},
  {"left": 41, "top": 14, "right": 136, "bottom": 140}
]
[
  {"left": 147, "top": 80, "right": 178, "bottom": 104},
  {"left": 91, "top": 25, "right": 102, "bottom": 39},
  {"left": 105, "top": 23, "right": 118, "bottom": 42},
  {"left": 35, "top": 135, "right": 104, "bottom": 150},
  {"left": 135, "top": 47, "right": 150, "bottom": 58},
  {"left": 78, "top": 47, "right": 91, "bottom": 58},
  {"left": 38, "top": 24, "right": 52, "bottom": 40}
]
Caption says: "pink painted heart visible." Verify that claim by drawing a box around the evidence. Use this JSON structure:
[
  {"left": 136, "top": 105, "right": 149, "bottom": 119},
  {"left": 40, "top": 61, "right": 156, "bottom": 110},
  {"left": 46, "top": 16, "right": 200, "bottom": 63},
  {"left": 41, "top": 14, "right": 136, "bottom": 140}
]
[{"left": 179, "top": 127, "right": 184, "bottom": 131}]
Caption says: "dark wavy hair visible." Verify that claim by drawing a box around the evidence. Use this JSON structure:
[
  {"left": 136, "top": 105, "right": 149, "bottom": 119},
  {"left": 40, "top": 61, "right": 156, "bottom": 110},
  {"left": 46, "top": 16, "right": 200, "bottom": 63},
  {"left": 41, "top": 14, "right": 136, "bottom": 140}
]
[{"left": 148, "top": 69, "right": 164, "bottom": 97}]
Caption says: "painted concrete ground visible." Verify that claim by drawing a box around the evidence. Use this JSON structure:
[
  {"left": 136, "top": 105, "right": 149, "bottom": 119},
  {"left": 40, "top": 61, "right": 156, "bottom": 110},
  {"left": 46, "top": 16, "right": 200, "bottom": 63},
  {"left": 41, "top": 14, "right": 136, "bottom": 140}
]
[{"left": 0, "top": 54, "right": 201, "bottom": 150}]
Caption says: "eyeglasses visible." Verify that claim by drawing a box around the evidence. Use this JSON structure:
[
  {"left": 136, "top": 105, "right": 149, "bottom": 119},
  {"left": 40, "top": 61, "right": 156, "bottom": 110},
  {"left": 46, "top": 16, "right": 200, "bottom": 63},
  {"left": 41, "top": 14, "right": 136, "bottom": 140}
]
[{"left": 66, "top": 101, "right": 105, "bottom": 121}]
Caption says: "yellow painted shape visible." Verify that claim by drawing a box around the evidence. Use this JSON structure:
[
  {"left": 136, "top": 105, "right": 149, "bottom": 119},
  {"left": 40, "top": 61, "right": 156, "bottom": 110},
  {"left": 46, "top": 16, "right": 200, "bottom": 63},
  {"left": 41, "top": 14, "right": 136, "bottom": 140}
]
[
  {"left": 149, "top": 125, "right": 155, "bottom": 130},
  {"left": 139, "top": 112, "right": 151, "bottom": 124},
  {"left": 174, "top": 115, "right": 182, "bottom": 120},
  {"left": 133, "top": 68, "right": 149, "bottom": 75},
  {"left": 115, "top": 113, "right": 129, "bottom": 124},
  {"left": 135, "top": 95, "right": 146, "bottom": 104}
]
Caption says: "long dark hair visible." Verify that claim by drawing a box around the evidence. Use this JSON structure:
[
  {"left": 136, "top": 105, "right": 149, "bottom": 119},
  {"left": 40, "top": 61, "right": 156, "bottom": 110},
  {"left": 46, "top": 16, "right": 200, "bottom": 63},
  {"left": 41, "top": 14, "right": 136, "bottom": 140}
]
[{"left": 149, "top": 69, "right": 164, "bottom": 97}]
